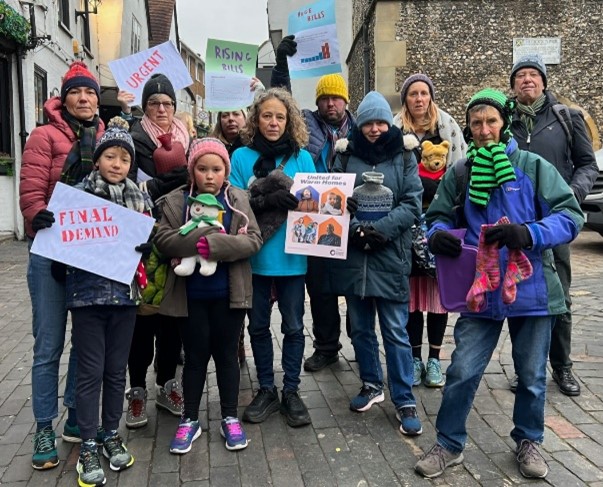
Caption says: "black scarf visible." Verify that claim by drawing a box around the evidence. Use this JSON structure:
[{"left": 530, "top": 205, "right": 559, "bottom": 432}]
[
  {"left": 60, "top": 109, "right": 100, "bottom": 186},
  {"left": 349, "top": 124, "right": 403, "bottom": 165},
  {"left": 249, "top": 132, "right": 297, "bottom": 179}
]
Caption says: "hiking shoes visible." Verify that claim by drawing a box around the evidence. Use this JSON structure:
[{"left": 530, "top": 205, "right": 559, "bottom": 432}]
[
  {"left": 125, "top": 387, "right": 148, "bottom": 428},
  {"left": 349, "top": 384, "right": 384, "bottom": 412},
  {"left": 243, "top": 386, "right": 280, "bottom": 423},
  {"left": 415, "top": 443, "right": 464, "bottom": 478},
  {"left": 156, "top": 379, "right": 183, "bottom": 416},
  {"left": 516, "top": 439, "right": 548, "bottom": 478},
  {"left": 77, "top": 440, "right": 105, "bottom": 486},
  {"left": 32, "top": 426, "right": 59, "bottom": 470},
  {"left": 170, "top": 419, "right": 201, "bottom": 454},
  {"left": 220, "top": 417, "right": 249, "bottom": 450}
]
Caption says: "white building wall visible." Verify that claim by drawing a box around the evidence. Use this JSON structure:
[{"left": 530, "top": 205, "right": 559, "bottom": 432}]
[{"left": 267, "top": 0, "right": 352, "bottom": 111}]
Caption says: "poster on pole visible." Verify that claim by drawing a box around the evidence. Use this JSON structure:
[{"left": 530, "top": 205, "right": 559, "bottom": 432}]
[
  {"left": 30, "top": 183, "right": 155, "bottom": 285},
  {"left": 287, "top": 0, "right": 341, "bottom": 80},
  {"left": 285, "top": 172, "right": 355, "bottom": 259},
  {"left": 108, "top": 41, "right": 193, "bottom": 106},
  {"left": 204, "top": 39, "right": 258, "bottom": 111}
]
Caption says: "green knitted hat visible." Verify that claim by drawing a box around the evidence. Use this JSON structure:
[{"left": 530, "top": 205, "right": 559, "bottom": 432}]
[{"left": 465, "top": 88, "right": 515, "bottom": 141}]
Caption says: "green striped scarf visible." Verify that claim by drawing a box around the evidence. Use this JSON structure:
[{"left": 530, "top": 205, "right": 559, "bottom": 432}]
[{"left": 467, "top": 141, "right": 516, "bottom": 207}]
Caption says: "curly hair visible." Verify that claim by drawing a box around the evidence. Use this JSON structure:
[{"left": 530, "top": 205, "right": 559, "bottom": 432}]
[
  {"left": 398, "top": 99, "right": 439, "bottom": 135},
  {"left": 241, "top": 88, "right": 309, "bottom": 149}
]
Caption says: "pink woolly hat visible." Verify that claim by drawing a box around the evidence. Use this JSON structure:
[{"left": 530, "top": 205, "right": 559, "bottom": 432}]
[{"left": 187, "top": 137, "right": 230, "bottom": 179}]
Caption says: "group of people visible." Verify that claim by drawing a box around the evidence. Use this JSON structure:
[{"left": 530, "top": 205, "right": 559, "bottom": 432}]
[{"left": 19, "top": 37, "right": 596, "bottom": 487}]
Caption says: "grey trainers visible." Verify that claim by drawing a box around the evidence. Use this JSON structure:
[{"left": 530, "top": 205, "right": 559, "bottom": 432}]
[
  {"left": 516, "top": 439, "right": 548, "bottom": 478},
  {"left": 125, "top": 387, "right": 148, "bottom": 429},
  {"left": 156, "top": 379, "right": 183, "bottom": 416},
  {"left": 415, "top": 443, "right": 464, "bottom": 478}
]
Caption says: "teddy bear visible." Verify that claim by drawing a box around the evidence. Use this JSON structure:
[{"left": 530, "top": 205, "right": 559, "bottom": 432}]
[
  {"left": 173, "top": 193, "right": 224, "bottom": 277},
  {"left": 418, "top": 140, "right": 450, "bottom": 208},
  {"left": 419, "top": 140, "right": 450, "bottom": 180}
]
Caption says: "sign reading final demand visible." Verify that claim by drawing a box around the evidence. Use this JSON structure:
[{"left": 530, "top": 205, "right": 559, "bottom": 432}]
[
  {"left": 108, "top": 41, "right": 193, "bottom": 106},
  {"left": 31, "top": 183, "right": 155, "bottom": 285},
  {"left": 287, "top": 0, "right": 341, "bottom": 80}
]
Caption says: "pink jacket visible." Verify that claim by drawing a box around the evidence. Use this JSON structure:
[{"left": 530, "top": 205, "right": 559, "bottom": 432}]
[{"left": 19, "top": 97, "right": 105, "bottom": 238}]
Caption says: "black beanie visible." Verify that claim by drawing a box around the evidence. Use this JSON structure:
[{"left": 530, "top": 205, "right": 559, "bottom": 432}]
[{"left": 141, "top": 73, "right": 176, "bottom": 111}]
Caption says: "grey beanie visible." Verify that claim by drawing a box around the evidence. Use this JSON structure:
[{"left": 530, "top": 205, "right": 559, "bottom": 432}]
[
  {"left": 142, "top": 73, "right": 177, "bottom": 111},
  {"left": 400, "top": 73, "right": 436, "bottom": 103},
  {"left": 356, "top": 91, "right": 393, "bottom": 128},
  {"left": 510, "top": 53, "right": 547, "bottom": 88}
]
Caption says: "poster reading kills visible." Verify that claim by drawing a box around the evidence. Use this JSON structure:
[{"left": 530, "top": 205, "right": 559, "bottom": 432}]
[{"left": 285, "top": 172, "right": 355, "bottom": 259}]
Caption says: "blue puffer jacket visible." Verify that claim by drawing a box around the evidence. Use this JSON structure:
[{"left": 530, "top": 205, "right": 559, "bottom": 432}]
[
  {"left": 426, "top": 140, "right": 584, "bottom": 320},
  {"left": 322, "top": 126, "right": 423, "bottom": 302},
  {"left": 303, "top": 108, "right": 355, "bottom": 173}
]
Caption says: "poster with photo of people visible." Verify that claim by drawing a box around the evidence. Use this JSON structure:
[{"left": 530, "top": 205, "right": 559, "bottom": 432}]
[{"left": 285, "top": 172, "right": 355, "bottom": 259}]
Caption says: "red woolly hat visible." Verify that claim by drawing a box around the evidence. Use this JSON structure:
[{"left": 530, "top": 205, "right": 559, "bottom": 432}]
[{"left": 61, "top": 61, "right": 100, "bottom": 102}]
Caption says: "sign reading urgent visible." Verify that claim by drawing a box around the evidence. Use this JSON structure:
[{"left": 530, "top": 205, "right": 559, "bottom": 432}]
[
  {"left": 108, "top": 41, "right": 193, "bottom": 106},
  {"left": 31, "top": 183, "right": 155, "bottom": 285}
]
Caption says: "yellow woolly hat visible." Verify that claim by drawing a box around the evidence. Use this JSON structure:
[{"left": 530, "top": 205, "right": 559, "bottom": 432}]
[{"left": 315, "top": 74, "right": 349, "bottom": 104}]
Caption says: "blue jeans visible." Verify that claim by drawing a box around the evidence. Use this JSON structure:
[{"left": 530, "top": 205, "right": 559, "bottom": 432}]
[
  {"left": 249, "top": 274, "right": 305, "bottom": 392},
  {"left": 27, "top": 245, "right": 77, "bottom": 423},
  {"left": 435, "top": 315, "right": 553, "bottom": 454},
  {"left": 346, "top": 296, "right": 415, "bottom": 409}
]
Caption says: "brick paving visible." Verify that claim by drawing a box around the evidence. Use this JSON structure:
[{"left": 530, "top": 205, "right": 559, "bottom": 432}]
[{"left": 0, "top": 230, "right": 602, "bottom": 486}]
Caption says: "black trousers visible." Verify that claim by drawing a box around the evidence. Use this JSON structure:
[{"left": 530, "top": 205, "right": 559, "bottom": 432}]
[
  {"left": 305, "top": 256, "right": 346, "bottom": 355},
  {"left": 128, "top": 313, "right": 184, "bottom": 389},
  {"left": 549, "top": 244, "right": 573, "bottom": 369},
  {"left": 71, "top": 305, "right": 136, "bottom": 440},
  {"left": 181, "top": 298, "right": 245, "bottom": 420}
]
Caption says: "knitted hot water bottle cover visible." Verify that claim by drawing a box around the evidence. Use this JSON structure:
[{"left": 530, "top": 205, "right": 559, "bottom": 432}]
[
  {"left": 154, "top": 134, "right": 187, "bottom": 175},
  {"left": 502, "top": 248, "right": 533, "bottom": 304}
]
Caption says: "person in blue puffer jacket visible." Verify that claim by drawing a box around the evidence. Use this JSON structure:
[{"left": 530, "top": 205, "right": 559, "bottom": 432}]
[{"left": 415, "top": 89, "right": 583, "bottom": 481}]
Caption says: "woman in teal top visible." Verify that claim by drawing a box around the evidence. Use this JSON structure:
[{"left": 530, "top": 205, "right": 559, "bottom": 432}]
[{"left": 230, "top": 88, "right": 315, "bottom": 428}]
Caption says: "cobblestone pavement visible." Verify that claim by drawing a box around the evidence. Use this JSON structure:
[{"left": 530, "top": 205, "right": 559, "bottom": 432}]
[{"left": 0, "top": 230, "right": 602, "bottom": 486}]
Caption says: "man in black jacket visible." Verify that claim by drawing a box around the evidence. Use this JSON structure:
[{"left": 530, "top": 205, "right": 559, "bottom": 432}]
[{"left": 509, "top": 54, "right": 598, "bottom": 396}]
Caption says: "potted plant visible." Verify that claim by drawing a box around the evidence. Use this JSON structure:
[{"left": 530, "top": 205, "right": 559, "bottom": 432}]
[{"left": 0, "top": 152, "right": 14, "bottom": 176}]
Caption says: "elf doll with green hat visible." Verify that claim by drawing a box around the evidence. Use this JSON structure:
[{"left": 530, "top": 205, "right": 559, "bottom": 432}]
[{"left": 415, "top": 88, "right": 584, "bottom": 480}]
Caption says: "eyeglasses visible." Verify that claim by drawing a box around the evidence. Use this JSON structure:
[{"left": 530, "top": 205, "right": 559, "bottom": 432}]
[{"left": 147, "top": 100, "right": 175, "bottom": 109}]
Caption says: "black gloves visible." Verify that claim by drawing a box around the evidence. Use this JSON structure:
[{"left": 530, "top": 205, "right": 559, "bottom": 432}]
[
  {"left": 428, "top": 231, "right": 462, "bottom": 257},
  {"left": 350, "top": 226, "right": 387, "bottom": 251},
  {"left": 346, "top": 197, "right": 359, "bottom": 216},
  {"left": 275, "top": 35, "right": 297, "bottom": 71},
  {"left": 156, "top": 166, "right": 188, "bottom": 195},
  {"left": 32, "top": 209, "right": 55, "bottom": 232},
  {"left": 135, "top": 242, "right": 154, "bottom": 257},
  {"left": 50, "top": 261, "right": 66, "bottom": 282},
  {"left": 484, "top": 223, "right": 532, "bottom": 249},
  {"left": 264, "top": 189, "right": 299, "bottom": 210}
]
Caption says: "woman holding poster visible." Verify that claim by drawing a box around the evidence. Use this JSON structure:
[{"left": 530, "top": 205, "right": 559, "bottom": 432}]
[
  {"left": 118, "top": 74, "right": 190, "bottom": 428},
  {"left": 229, "top": 88, "right": 315, "bottom": 428},
  {"left": 326, "top": 91, "right": 424, "bottom": 437},
  {"left": 19, "top": 61, "right": 105, "bottom": 471}
]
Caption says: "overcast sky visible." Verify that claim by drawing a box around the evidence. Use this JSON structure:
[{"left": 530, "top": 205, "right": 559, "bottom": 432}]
[{"left": 177, "top": 0, "right": 270, "bottom": 59}]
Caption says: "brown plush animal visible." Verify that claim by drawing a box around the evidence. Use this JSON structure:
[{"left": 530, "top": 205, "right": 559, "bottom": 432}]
[{"left": 419, "top": 140, "right": 450, "bottom": 180}]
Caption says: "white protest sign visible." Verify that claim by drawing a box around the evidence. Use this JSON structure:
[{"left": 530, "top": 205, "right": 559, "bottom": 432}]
[
  {"left": 31, "top": 183, "right": 155, "bottom": 285},
  {"left": 285, "top": 172, "right": 355, "bottom": 259},
  {"left": 108, "top": 41, "right": 193, "bottom": 106}
]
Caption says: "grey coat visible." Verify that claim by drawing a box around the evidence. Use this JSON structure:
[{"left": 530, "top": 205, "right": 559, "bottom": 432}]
[{"left": 154, "top": 184, "right": 262, "bottom": 316}]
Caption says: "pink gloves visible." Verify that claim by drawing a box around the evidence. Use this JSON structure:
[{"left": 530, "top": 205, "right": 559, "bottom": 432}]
[{"left": 196, "top": 237, "right": 210, "bottom": 259}]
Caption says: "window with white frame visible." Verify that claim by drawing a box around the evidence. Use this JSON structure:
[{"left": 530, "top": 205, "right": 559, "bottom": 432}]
[
  {"left": 34, "top": 65, "right": 48, "bottom": 126},
  {"left": 131, "top": 16, "right": 141, "bottom": 54}
]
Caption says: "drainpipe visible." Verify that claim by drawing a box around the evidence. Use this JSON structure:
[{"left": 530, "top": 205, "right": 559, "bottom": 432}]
[{"left": 16, "top": 47, "right": 28, "bottom": 153}]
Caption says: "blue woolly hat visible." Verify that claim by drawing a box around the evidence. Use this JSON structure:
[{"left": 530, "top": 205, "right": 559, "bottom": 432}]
[{"left": 356, "top": 91, "right": 393, "bottom": 128}]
